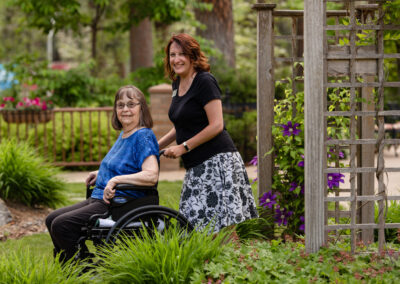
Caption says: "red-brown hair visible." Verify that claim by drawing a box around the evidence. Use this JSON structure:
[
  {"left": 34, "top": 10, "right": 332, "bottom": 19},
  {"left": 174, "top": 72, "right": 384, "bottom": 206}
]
[{"left": 164, "top": 33, "right": 210, "bottom": 81}]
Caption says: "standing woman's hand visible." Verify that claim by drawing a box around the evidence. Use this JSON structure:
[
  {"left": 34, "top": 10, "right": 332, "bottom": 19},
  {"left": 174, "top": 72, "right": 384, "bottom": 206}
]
[
  {"left": 163, "top": 144, "right": 187, "bottom": 159},
  {"left": 86, "top": 170, "right": 98, "bottom": 186}
]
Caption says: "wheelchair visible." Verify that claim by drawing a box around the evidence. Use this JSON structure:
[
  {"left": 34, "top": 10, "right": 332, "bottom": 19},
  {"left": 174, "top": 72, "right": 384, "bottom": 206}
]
[{"left": 75, "top": 177, "right": 194, "bottom": 261}]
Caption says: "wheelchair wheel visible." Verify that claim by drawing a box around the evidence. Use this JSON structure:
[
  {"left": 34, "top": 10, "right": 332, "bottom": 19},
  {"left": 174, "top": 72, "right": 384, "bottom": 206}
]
[{"left": 105, "top": 205, "right": 194, "bottom": 244}]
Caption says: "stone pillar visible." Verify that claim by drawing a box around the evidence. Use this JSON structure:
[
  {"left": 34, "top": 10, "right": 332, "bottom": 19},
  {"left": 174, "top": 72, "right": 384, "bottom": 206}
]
[{"left": 149, "top": 83, "right": 180, "bottom": 171}]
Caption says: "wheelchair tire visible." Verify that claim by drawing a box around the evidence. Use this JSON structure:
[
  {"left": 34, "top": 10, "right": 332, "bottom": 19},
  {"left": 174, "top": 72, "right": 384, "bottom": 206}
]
[{"left": 105, "top": 205, "right": 194, "bottom": 244}]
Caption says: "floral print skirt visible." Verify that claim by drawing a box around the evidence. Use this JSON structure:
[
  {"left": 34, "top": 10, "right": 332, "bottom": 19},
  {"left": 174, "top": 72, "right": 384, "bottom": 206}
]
[{"left": 179, "top": 151, "right": 259, "bottom": 232}]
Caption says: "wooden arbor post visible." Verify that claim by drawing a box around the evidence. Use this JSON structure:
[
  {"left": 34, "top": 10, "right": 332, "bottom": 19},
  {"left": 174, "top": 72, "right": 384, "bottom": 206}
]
[
  {"left": 357, "top": 4, "right": 377, "bottom": 245},
  {"left": 252, "top": 2, "right": 276, "bottom": 201},
  {"left": 304, "top": 0, "right": 325, "bottom": 253}
]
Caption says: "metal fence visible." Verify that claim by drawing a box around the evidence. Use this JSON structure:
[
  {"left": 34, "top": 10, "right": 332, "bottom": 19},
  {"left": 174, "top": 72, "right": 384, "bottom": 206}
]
[{"left": 0, "top": 107, "right": 118, "bottom": 167}]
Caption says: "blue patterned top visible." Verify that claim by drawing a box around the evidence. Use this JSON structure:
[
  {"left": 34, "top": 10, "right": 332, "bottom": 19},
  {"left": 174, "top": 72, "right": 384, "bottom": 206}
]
[{"left": 91, "top": 128, "right": 159, "bottom": 200}]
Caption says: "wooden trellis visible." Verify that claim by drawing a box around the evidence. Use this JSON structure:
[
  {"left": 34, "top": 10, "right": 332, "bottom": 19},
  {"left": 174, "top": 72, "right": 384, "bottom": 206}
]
[
  {"left": 305, "top": 0, "right": 400, "bottom": 253},
  {"left": 253, "top": 3, "right": 349, "bottom": 199},
  {"left": 254, "top": 0, "right": 400, "bottom": 253}
]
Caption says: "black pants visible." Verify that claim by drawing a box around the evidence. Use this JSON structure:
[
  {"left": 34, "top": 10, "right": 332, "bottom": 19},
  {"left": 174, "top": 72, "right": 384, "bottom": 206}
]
[{"left": 45, "top": 198, "right": 109, "bottom": 262}]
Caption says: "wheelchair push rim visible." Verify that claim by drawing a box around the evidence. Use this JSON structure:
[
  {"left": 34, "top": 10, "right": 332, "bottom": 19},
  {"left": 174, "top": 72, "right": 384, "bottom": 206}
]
[{"left": 105, "top": 205, "right": 194, "bottom": 244}]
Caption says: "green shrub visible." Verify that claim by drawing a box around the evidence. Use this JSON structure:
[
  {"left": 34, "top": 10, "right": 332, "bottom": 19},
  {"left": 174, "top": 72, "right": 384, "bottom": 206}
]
[
  {"left": 0, "top": 139, "right": 66, "bottom": 208},
  {"left": 128, "top": 55, "right": 168, "bottom": 98},
  {"left": 95, "top": 225, "right": 229, "bottom": 283},
  {"left": 0, "top": 249, "right": 90, "bottom": 283},
  {"left": 225, "top": 110, "right": 257, "bottom": 163},
  {"left": 1, "top": 54, "right": 127, "bottom": 108},
  {"left": 191, "top": 239, "right": 400, "bottom": 283},
  {"left": 92, "top": 75, "right": 129, "bottom": 106},
  {"left": 212, "top": 59, "right": 257, "bottom": 104},
  {"left": 375, "top": 201, "right": 400, "bottom": 243},
  {"left": 236, "top": 215, "right": 275, "bottom": 240}
]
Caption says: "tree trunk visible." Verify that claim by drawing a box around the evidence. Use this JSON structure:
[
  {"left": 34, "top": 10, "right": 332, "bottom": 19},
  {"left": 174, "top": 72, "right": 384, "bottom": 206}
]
[
  {"left": 155, "top": 22, "right": 170, "bottom": 45},
  {"left": 89, "top": 2, "right": 106, "bottom": 61},
  {"left": 91, "top": 25, "right": 97, "bottom": 60},
  {"left": 130, "top": 17, "right": 153, "bottom": 72},
  {"left": 195, "top": 0, "right": 235, "bottom": 68}
]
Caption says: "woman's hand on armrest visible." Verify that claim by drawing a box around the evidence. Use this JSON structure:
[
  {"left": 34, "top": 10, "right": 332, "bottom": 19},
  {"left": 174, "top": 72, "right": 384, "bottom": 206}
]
[
  {"left": 112, "top": 155, "right": 159, "bottom": 187},
  {"left": 86, "top": 170, "right": 98, "bottom": 186},
  {"left": 102, "top": 155, "right": 159, "bottom": 204},
  {"left": 103, "top": 178, "right": 117, "bottom": 204}
]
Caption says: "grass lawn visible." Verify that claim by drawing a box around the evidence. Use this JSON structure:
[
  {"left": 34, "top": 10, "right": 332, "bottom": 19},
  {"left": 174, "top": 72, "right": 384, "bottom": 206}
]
[{"left": 0, "top": 234, "right": 53, "bottom": 258}]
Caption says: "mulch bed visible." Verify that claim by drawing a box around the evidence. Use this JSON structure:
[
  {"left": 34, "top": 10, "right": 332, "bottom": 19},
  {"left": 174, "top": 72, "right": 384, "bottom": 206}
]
[{"left": 0, "top": 201, "right": 52, "bottom": 241}]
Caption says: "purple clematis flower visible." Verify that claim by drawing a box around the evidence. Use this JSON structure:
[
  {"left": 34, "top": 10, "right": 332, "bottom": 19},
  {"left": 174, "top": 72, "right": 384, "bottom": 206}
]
[
  {"left": 299, "top": 216, "right": 305, "bottom": 231},
  {"left": 289, "top": 182, "right": 298, "bottom": 192},
  {"left": 297, "top": 154, "right": 304, "bottom": 167},
  {"left": 249, "top": 155, "right": 258, "bottom": 184},
  {"left": 327, "top": 173, "right": 345, "bottom": 189},
  {"left": 281, "top": 121, "right": 301, "bottom": 137},
  {"left": 259, "top": 191, "right": 277, "bottom": 209},
  {"left": 328, "top": 148, "right": 345, "bottom": 159},
  {"left": 249, "top": 155, "right": 258, "bottom": 166},
  {"left": 274, "top": 207, "right": 293, "bottom": 226}
]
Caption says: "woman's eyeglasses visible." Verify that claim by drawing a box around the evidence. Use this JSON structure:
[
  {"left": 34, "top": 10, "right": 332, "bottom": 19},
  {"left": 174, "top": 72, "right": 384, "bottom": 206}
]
[{"left": 117, "top": 102, "right": 140, "bottom": 109}]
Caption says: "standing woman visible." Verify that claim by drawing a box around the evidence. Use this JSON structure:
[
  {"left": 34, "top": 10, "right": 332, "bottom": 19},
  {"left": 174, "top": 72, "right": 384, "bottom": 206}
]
[{"left": 159, "top": 33, "right": 258, "bottom": 232}]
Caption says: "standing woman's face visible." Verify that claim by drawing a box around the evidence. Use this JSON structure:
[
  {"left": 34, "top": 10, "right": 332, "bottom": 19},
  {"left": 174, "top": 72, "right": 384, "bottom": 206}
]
[{"left": 169, "top": 42, "right": 194, "bottom": 78}]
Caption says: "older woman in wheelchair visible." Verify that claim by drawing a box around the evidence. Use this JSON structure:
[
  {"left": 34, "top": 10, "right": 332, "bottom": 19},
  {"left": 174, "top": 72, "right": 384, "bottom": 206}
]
[{"left": 45, "top": 85, "right": 192, "bottom": 264}]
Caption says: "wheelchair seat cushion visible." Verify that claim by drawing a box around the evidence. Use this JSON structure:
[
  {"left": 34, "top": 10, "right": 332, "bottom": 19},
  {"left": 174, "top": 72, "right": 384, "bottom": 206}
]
[{"left": 110, "top": 195, "right": 159, "bottom": 221}]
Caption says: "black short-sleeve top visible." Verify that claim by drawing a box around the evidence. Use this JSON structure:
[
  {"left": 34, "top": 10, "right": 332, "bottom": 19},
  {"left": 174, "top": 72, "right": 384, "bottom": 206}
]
[{"left": 168, "top": 71, "right": 237, "bottom": 169}]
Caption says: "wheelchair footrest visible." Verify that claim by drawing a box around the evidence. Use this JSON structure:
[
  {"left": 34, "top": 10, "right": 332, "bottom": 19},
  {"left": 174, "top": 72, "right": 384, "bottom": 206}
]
[{"left": 96, "top": 218, "right": 145, "bottom": 229}]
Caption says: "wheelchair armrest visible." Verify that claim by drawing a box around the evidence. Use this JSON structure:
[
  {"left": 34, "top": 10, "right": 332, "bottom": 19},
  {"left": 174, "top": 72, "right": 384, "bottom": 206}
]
[
  {"left": 86, "top": 183, "right": 158, "bottom": 200},
  {"left": 114, "top": 183, "right": 157, "bottom": 192},
  {"left": 86, "top": 185, "right": 94, "bottom": 199},
  {"left": 87, "top": 211, "right": 111, "bottom": 228}
]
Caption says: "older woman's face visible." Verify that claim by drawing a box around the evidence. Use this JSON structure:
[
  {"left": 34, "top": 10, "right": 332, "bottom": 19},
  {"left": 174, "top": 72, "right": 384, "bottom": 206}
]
[{"left": 116, "top": 94, "right": 141, "bottom": 130}]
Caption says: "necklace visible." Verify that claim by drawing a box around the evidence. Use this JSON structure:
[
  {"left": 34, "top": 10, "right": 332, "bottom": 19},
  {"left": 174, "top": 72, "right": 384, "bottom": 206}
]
[{"left": 179, "top": 72, "right": 197, "bottom": 96}]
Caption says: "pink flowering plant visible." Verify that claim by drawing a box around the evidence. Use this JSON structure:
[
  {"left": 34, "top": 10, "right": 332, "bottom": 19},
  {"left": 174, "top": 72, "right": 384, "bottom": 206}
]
[
  {"left": 254, "top": 82, "right": 350, "bottom": 237},
  {"left": 0, "top": 96, "right": 53, "bottom": 111}
]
